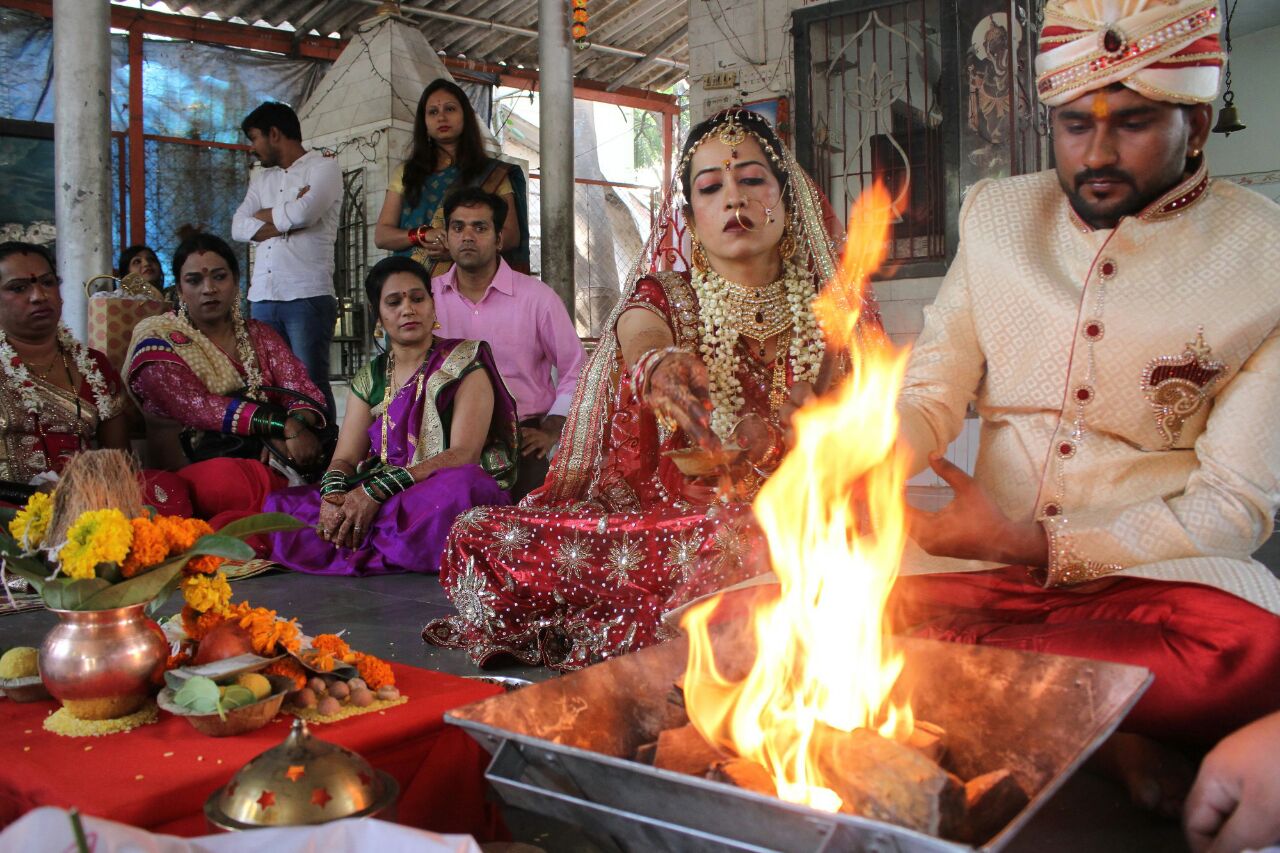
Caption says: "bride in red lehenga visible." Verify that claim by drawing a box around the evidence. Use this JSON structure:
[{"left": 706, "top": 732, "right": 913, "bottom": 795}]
[{"left": 424, "top": 109, "right": 881, "bottom": 670}]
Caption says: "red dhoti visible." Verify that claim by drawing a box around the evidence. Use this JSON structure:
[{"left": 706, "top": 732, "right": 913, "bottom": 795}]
[{"left": 892, "top": 566, "right": 1280, "bottom": 745}]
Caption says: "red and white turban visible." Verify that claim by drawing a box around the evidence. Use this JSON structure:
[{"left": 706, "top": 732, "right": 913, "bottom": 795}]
[{"left": 1036, "top": 0, "right": 1223, "bottom": 107}]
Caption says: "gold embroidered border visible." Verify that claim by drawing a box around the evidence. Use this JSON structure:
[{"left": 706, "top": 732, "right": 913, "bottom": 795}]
[
  {"left": 415, "top": 340, "right": 482, "bottom": 464},
  {"left": 1042, "top": 515, "right": 1123, "bottom": 586}
]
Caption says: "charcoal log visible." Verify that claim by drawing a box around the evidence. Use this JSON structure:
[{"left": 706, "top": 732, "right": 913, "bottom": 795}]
[
  {"left": 710, "top": 758, "right": 777, "bottom": 797},
  {"left": 957, "top": 768, "right": 1029, "bottom": 844},
  {"left": 814, "top": 726, "right": 964, "bottom": 837},
  {"left": 653, "top": 723, "right": 726, "bottom": 777}
]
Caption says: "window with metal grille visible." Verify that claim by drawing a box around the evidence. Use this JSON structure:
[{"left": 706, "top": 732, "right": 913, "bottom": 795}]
[
  {"left": 794, "top": 0, "right": 1044, "bottom": 277},
  {"left": 332, "top": 168, "right": 368, "bottom": 382}
]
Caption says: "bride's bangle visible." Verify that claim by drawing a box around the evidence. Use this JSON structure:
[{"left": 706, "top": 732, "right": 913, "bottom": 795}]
[{"left": 630, "top": 346, "right": 686, "bottom": 407}]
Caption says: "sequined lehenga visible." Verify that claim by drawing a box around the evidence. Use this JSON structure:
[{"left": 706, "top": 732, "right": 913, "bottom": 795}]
[{"left": 424, "top": 113, "right": 880, "bottom": 670}]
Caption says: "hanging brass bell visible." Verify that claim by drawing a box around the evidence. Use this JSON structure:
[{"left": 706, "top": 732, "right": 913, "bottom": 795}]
[{"left": 1212, "top": 102, "right": 1246, "bottom": 136}]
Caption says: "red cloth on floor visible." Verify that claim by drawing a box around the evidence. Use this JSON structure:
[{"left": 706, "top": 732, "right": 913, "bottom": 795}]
[
  {"left": 892, "top": 566, "right": 1280, "bottom": 745},
  {"left": 175, "top": 458, "right": 287, "bottom": 556},
  {"left": 139, "top": 470, "right": 193, "bottom": 517},
  {"left": 0, "top": 663, "right": 504, "bottom": 839}
]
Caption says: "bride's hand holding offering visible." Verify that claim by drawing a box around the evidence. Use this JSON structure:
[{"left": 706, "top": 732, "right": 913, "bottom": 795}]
[{"left": 645, "top": 350, "right": 717, "bottom": 452}]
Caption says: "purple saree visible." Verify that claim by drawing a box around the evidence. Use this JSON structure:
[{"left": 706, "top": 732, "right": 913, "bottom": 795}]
[{"left": 266, "top": 338, "right": 518, "bottom": 575}]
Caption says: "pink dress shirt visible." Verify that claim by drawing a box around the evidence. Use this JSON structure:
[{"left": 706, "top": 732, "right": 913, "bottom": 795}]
[{"left": 432, "top": 260, "right": 584, "bottom": 421}]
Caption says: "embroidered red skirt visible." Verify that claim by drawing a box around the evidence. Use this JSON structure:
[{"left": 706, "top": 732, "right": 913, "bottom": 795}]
[{"left": 892, "top": 566, "right": 1280, "bottom": 745}]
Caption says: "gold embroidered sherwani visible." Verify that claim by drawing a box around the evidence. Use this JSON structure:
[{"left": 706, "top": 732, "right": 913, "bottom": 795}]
[{"left": 897, "top": 163, "right": 1280, "bottom": 615}]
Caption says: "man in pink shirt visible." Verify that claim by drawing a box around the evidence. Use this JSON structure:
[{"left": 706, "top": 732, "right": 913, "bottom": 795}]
[{"left": 433, "top": 187, "right": 585, "bottom": 500}]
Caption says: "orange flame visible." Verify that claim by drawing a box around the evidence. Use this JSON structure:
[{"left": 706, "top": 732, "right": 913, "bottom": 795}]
[{"left": 681, "top": 183, "right": 912, "bottom": 813}]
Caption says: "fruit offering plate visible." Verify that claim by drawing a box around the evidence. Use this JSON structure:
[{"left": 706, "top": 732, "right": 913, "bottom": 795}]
[
  {"left": 0, "top": 676, "right": 52, "bottom": 703},
  {"left": 162, "top": 653, "right": 281, "bottom": 691},
  {"left": 157, "top": 674, "right": 294, "bottom": 737}
]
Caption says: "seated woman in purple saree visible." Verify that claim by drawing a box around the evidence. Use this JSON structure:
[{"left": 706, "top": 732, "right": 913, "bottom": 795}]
[{"left": 266, "top": 256, "right": 517, "bottom": 575}]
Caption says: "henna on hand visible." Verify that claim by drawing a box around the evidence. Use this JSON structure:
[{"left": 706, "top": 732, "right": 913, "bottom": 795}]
[{"left": 648, "top": 352, "right": 717, "bottom": 450}]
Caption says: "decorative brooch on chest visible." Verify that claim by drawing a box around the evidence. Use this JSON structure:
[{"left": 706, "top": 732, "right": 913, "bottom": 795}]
[{"left": 1140, "top": 327, "right": 1226, "bottom": 448}]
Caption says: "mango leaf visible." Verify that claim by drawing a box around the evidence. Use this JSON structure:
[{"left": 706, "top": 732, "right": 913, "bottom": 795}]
[
  {"left": 76, "top": 532, "right": 256, "bottom": 611},
  {"left": 0, "top": 507, "right": 16, "bottom": 525},
  {"left": 215, "top": 513, "right": 305, "bottom": 540},
  {"left": 42, "top": 578, "right": 113, "bottom": 610}
]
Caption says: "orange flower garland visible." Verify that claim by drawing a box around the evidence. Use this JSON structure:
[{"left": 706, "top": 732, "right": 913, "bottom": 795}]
[
  {"left": 571, "top": 0, "right": 587, "bottom": 44},
  {"left": 353, "top": 653, "right": 396, "bottom": 689}
]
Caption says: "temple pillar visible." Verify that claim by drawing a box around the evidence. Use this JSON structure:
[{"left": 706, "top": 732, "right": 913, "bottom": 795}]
[
  {"left": 52, "top": 0, "right": 113, "bottom": 338},
  {"left": 538, "top": 0, "right": 576, "bottom": 313}
]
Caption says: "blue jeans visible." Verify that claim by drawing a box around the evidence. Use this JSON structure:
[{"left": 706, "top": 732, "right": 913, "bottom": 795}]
[{"left": 250, "top": 295, "right": 337, "bottom": 419}]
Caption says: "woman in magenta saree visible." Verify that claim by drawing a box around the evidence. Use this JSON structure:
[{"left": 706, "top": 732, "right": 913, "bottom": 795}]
[
  {"left": 266, "top": 256, "right": 517, "bottom": 575},
  {"left": 424, "top": 109, "right": 880, "bottom": 669}
]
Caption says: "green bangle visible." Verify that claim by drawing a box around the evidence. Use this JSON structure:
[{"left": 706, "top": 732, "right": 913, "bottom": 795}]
[{"left": 249, "top": 407, "right": 288, "bottom": 439}]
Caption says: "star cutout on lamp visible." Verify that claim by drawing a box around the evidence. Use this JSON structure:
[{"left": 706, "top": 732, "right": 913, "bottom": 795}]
[
  {"left": 256, "top": 790, "right": 276, "bottom": 810},
  {"left": 285, "top": 765, "right": 306, "bottom": 782},
  {"left": 311, "top": 787, "right": 333, "bottom": 808}
]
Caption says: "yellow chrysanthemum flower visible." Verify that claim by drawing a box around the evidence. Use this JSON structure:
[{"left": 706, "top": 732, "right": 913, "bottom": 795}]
[
  {"left": 58, "top": 509, "right": 133, "bottom": 580},
  {"left": 9, "top": 491, "right": 53, "bottom": 551},
  {"left": 181, "top": 572, "right": 232, "bottom": 614}
]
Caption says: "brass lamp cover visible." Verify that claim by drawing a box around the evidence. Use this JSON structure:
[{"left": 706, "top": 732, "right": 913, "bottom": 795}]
[{"left": 204, "top": 718, "right": 398, "bottom": 830}]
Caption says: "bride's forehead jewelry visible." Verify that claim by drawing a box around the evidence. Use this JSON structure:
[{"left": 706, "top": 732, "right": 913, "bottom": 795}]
[{"left": 718, "top": 109, "right": 748, "bottom": 153}]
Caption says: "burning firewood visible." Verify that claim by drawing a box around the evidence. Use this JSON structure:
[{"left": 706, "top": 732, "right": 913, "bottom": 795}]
[
  {"left": 956, "top": 768, "right": 1029, "bottom": 844},
  {"left": 906, "top": 720, "right": 947, "bottom": 764},
  {"left": 652, "top": 724, "right": 726, "bottom": 776},
  {"left": 710, "top": 759, "right": 776, "bottom": 797},
  {"left": 813, "top": 726, "right": 965, "bottom": 838}
]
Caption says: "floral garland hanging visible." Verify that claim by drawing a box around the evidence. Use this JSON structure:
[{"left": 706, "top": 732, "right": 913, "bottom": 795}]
[
  {"left": 571, "top": 0, "right": 588, "bottom": 46},
  {"left": 692, "top": 260, "right": 824, "bottom": 440},
  {"left": 0, "top": 324, "right": 115, "bottom": 420}
]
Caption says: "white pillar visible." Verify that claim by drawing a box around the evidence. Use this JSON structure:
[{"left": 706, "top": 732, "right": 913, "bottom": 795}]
[
  {"left": 53, "top": 0, "right": 113, "bottom": 339},
  {"left": 538, "top": 0, "right": 575, "bottom": 314}
]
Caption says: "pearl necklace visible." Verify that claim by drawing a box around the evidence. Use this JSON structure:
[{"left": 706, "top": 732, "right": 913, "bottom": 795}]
[{"left": 692, "top": 261, "right": 824, "bottom": 439}]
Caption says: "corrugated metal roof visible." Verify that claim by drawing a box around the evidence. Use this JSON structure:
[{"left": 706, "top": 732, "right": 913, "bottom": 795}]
[{"left": 127, "top": 0, "right": 688, "bottom": 91}]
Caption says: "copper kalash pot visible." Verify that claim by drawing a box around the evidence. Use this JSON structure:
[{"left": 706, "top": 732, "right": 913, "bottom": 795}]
[
  {"left": 39, "top": 603, "right": 168, "bottom": 720},
  {"left": 205, "top": 718, "right": 398, "bottom": 830}
]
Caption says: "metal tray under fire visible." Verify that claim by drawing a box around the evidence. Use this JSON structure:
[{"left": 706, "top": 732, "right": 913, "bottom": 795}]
[{"left": 447, "top": 632, "right": 1151, "bottom": 853}]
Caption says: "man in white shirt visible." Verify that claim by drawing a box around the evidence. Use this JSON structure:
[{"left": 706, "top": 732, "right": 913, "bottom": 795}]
[{"left": 231, "top": 101, "right": 342, "bottom": 416}]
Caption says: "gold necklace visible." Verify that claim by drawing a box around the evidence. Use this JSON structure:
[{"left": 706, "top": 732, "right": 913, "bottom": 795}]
[{"left": 716, "top": 274, "right": 792, "bottom": 341}]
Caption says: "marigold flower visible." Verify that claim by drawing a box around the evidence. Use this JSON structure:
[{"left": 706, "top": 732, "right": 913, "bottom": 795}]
[
  {"left": 313, "top": 633, "right": 352, "bottom": 658},
  {"left": 352, "top": 653, "right": 395, "bottom": 689},
  {"left": 58, "top": 509, "right": 133, "bottom": 580},
  {"left": 236, "top": 606, "right": 302, "bottom": 655},
  {"left": 189, "top": 607, "right": 230, "bottom": 641},
  {"left": 181, "top": 572, "right": 232, "bottom": 614},
  {"left": 9, "top": 491, "right": 52, "bottom": 550},
  {"left": 264, "top": 657, "right": 307, "bottom": 691},
  {"left": 185, "top": 554, "right": 226, "bottom": 575},
  {"left": 121, "top": 516, "right": 170, "bottom": 578},
  {"left": 156, "top": 516, "right": 212, "bottom": 553}
]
